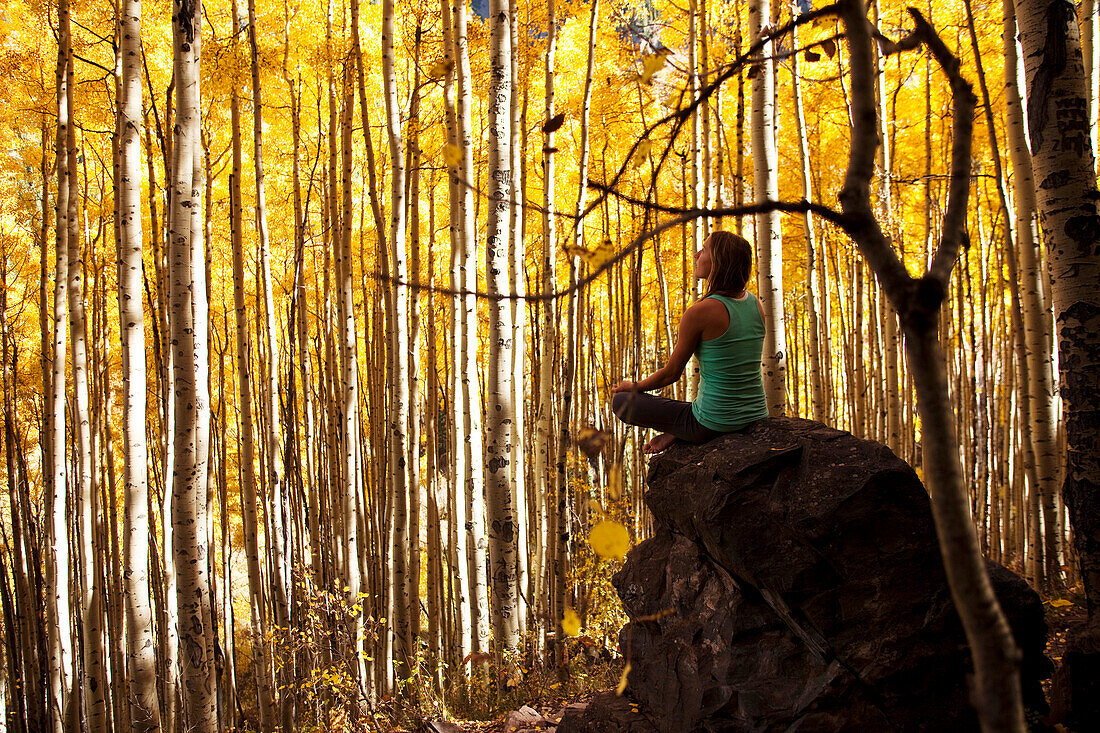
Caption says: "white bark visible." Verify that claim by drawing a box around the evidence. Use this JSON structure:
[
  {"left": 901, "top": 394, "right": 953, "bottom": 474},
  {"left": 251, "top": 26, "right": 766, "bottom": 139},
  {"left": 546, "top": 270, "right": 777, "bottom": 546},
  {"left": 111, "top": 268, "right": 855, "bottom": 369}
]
[
  {"left": 380, "top": 0, "right": 412, "bottom": 677},
  {"left": 749, "top": 0, "right": 786, "bottom": 415},
  {"left": 168, "top": 2, "right": 216, "bottom": 728},
  {"left": 452, "top": 0, "right": 490, "bottom": 661},
  {"left": 46, "top": 4, "right": 74, "bottom": 725},
  {"left": 486, "top": 0, "right": 520, "bottom": 654}
]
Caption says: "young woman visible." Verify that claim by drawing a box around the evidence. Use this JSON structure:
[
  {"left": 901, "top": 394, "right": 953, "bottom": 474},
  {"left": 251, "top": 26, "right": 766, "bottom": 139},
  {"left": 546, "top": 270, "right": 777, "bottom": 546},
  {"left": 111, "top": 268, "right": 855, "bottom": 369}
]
[{"left": 611, "top": 230, "right": 769, "bottom": 453}]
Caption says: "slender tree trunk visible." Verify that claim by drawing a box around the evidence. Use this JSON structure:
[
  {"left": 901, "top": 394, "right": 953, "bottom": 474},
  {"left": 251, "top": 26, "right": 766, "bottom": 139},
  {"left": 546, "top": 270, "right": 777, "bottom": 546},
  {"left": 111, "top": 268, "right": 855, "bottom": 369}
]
[
  {"left": 535, "top": 0, "right": 558, "bottom": 661},
  {"left": 229, "top": 0, "right": 274, "bottom": 724},
  {"left": 377, "top": 0, "right": 411, "bottom": 680},
  {"left": 452, "top": 0, "right": 490, "bottom": 666},
  {"left": 117, "top": 0, "right": 160, "bottom": 728},
  {"left": 1000, "top": 0, "right": 1062, "bottom": 592},
  {"left": 246, "top": 3, "right": 293, "bottom": 696},
  {"left": 749, "top": 0, "right": 786, "bottom": 415},
  {"left": 439, "top": 0, "right": 472, "bottom": 672},
  {"left": 168, "top": 2, "right": 216, "bottom": 729},
  {"left": 46, "top": 3, "right": 74, "bottom": 726},
  {"left": 486, "top": 0, "right": 520, "bottom": 656},
  {"left": 791, "top": 17, "right": 825, "bottom": 424}
]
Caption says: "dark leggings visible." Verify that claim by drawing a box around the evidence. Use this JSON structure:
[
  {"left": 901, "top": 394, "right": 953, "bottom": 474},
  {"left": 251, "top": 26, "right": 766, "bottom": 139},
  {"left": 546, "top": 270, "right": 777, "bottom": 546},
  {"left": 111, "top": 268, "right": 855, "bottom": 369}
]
[{"left": 611, "top": 391, "right": 723, "bottom": 443}]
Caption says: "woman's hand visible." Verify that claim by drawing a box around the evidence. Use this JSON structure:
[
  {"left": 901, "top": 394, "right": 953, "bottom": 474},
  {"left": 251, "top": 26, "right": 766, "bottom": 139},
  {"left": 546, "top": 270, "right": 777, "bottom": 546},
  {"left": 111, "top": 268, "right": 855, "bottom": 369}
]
[{"left": 611, "top": 380, "right": 637, "bottom": 394}]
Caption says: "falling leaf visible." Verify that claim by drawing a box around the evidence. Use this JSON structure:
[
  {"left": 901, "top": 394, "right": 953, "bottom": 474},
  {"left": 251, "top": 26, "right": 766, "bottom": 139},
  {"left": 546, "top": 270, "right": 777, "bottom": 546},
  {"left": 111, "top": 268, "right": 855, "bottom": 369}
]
[
  {"left": 543, "top": 112, "right": 566, "bottom": 133},
  {"left": 805, "top": 50, "right": 821, "bottom": 62},
  {"left": 443, "top": 143, "right": 462, "bottom": 169},
  {"left": 562, "top": 607, "right": 581, "bottom": 637},
  {"left": 632, "top": 139, "right": 652, "bottom": 168},
  {"left": 428, "top": 58, "right": 453, "bottom": 79},
  {"left": 608, "top": 466, "right": 624, "bottom": 501},
  {"left": 462, "top": 651, "right": 494, "bottom": 666},
  {"left": 576, "top": 426, "right": 612, "bottom": 460},
  {"left": 589, "top": 519, "right": 630, "bottom": 559},
  {"left": 616, "top": 661, "right": 632, "bottom": 695},
  {"left": 821, "top": 38, "right": 837, "bottom": 58},
  {"left": 1050, "top": 599, "right": 1073, "bottom": 608},
  {"left": 563, "top": 242, "right": 589, "bottom": 260},
  {"left": 635, "top": 607, "right": 675, "bottom": 622},
  {"left": 587, "top": 239, "right": 617, "bottom": 269},
  {"left": 639, "top": 48, "right": 671, "bottom": 84}
]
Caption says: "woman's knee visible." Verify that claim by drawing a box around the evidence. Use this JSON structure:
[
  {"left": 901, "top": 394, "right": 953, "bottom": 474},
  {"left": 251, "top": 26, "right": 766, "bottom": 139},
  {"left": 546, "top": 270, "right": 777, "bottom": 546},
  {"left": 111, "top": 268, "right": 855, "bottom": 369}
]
[{"left": 611, "top": 391, "right": 632, "bottom": 420}]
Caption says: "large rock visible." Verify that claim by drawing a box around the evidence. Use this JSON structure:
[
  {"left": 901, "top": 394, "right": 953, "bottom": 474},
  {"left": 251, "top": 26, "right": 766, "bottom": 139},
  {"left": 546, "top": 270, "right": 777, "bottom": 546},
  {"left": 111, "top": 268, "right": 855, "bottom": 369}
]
[{"left": 604, "top": 417, "right": 1049, "bottom": 732}]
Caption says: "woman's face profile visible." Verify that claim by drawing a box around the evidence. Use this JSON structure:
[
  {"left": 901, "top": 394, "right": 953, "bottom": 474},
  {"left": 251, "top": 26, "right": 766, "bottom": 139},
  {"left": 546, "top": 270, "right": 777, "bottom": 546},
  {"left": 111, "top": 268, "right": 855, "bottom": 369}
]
[{"left": 694, "top": 237, "right": 713, "bottom": 281}]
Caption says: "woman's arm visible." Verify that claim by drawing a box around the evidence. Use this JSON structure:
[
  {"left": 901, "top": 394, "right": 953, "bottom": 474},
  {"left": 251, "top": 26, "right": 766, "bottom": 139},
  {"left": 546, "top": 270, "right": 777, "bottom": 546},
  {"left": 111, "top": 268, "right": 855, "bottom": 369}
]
[{"left": 612, "top": 303, "right": 706, "bottom": 393}]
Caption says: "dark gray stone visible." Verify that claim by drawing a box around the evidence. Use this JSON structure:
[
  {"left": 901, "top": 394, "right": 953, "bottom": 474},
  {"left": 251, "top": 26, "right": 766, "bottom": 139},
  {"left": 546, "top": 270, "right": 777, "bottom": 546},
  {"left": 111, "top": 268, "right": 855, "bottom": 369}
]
[{"left": 602, "top": 417, "right": 1048, "bottom": 732}]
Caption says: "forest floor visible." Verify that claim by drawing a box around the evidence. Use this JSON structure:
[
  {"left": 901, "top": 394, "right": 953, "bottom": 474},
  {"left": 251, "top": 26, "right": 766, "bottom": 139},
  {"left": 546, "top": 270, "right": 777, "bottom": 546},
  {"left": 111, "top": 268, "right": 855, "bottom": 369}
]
[{"left": 396, "top": 595, "right": 1088, "bottom": 732}]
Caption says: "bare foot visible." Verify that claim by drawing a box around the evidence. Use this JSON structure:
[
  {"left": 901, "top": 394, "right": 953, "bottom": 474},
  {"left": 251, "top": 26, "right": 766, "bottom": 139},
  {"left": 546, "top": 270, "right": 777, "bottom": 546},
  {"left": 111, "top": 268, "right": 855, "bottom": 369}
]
[{"left": 643, "top": 432, "right": 677, "bottom": 454}]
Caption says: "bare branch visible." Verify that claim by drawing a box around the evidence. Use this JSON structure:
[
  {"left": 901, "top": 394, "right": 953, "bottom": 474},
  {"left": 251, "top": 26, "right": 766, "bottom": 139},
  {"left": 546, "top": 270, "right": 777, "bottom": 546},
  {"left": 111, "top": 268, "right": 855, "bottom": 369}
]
[
  {"left": 908, "top": 7, "right": 977, "bottom": 286},
  {"left": 374, "top": 199, "right": 844, "bottom": 304},
  {"left": 586, "top": 178, "right": 852, "bottom": 231}
]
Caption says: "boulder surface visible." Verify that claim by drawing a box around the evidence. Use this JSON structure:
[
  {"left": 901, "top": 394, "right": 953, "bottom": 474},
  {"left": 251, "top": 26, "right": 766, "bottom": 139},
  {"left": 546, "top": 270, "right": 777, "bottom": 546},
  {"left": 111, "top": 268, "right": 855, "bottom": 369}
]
[{"left": 580, "top": 418, "right": 1048, "bottom": 732}]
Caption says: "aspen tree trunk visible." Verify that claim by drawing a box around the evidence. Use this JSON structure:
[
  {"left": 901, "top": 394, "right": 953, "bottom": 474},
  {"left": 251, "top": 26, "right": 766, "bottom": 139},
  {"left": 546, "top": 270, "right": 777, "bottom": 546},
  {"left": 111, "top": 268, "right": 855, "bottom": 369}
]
[
  {"left": 486, "top": 0, "right": 521, "bottom": 655},
  {"left": 216, "top": 316, "right": 238, "bottom": 733},
  {"left": 117, "top": 0, "right": 160, "bottom": 728},
  {"left": 1015, "top": 0, "right": 1100, "bottom": 723},
  {"left": 337, "top": 46, "right": 366, "bottom": 696},
  {"left": 378, "top": 0, "right": 412, "bottom": 680},
  {"left": 1083, "top": 0, "right": 1099, "bottom": 162},
  {"left": 439, "top": 0, "right": 472, "bottom": 670},
  {"left": 964, "top": 0, "right": 1038, "bottom": 585},
  {"left": 1, "top": 238, "right": 30, "bottom": 733},
  {"left": 406, "top": 31, "right": 424, "bottom": 667},
  {"left": 554, "top": 0, "right": 600, "bottom": 665},
  {"left": 748, "top": 0, "right": 786, "bottom": 415},
  {"left": 168, "top": 2, "right": 216, "bottom": 729},
  {"left": 425, "top": 191, "right": 444, "bottom": 693},
  {"left": 870, "top": 0, "right": 902, "bottom": 452},
  {"left": 229, "top": 0, "right": 274, "bottom": 723},
  {"left": 452, "top": 0, "right": 491, "bottom": 664},
  {"left": 535, "top": 0, "right": 558, "bottom": 659},
  {"left": 790, "top": 18, "right": 825, "bottom": 424},
  {"left": 281, "top": 11, "right": 318, "bottom": 584},
  {"left": 838, "top": 3, "right": 1025, "bottom": 729},
  {"left": 65, "top": 106, "right": 109, "bottom": 733},
  {"left": 684, "top": 0, "right": 704, "bottom": 400},
  {"left": 1002, "top": 0, "right": 1062, "bottom": 592},
  {"left": 46, "top": 3, "right": 74, "bottom": 726},
  {"left": 508, "top": 0, "right": 529, "bottom": 638},
  {"left": 246, "top": 0, "right": 292, "bottom": 677}
]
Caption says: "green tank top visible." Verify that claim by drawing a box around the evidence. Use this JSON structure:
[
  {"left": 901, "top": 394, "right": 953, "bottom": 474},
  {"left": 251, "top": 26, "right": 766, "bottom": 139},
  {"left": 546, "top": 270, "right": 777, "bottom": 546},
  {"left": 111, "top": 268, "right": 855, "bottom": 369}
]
[{"left": 690, "top": 293, "right": 769, "bottom": 432}]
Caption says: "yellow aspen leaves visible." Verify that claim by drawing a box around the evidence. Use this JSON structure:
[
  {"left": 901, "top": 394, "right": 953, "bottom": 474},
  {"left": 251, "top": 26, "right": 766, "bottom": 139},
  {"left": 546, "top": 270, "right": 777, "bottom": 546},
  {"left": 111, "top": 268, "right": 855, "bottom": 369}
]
[
  {"left": 589, "top": 519, "right": 630, "bottom": 560},
  {"left": 632, "top": 139, "right": 652, "bottom": 168},
  {"left": 443, "top": 143, "right": 461, "bottom": 169},
  {"left": 562, "top": 607, "right": 581, "bottom": 637},
  {"left": 616, "top": 661, "right": 632, "bottom": 695}
]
